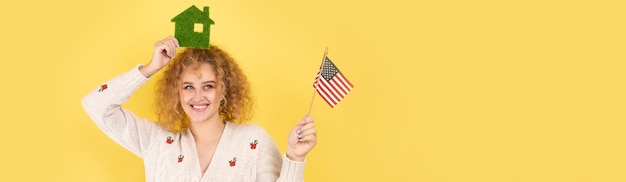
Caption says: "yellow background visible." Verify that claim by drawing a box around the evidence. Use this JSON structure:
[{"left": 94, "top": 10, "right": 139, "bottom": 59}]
[{"left": 1, "top": 0, "right": 625, "bottom": 181}]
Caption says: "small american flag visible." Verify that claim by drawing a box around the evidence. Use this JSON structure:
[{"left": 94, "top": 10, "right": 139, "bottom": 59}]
[{"left": 313, "top": 56, "right": 353, "bottom": 108}]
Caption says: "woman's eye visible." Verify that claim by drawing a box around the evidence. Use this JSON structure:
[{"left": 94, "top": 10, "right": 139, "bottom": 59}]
[
  {"left": 184, "top": 85, "right": 193, "bottom": 90},
  {"left": 204, "top": 85, "right": 214, "bottom": 89}
]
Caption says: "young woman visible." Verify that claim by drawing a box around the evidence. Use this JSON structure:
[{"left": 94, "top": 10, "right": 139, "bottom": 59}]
[{"left": 82, "top": 36, "right": 317, "bottom": 181}]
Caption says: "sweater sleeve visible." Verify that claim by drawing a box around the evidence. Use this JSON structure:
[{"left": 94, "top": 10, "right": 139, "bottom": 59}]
[
  {"left": 276, "top": 155, "right": 306, "bottom": 182},
  {"left": 81, "top": 65, "right": 162, "bottom": 158},
  {"left": 255, "top": 126, "right": 306, "bottom": 182}
]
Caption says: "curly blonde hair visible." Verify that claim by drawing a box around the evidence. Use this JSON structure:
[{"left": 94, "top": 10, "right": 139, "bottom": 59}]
[{"left": 154, "top": 46, "right": 253, "bottom": 132}]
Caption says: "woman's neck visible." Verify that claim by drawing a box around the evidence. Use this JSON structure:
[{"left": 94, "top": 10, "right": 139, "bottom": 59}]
[{"left": 189, "top": 120, "right": 226, "bottom": 143}]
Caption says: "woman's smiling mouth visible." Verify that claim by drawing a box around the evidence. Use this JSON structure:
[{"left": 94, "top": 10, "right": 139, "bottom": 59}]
[{"left": 191, "top": 104, "right": 209, "bottom": 111}]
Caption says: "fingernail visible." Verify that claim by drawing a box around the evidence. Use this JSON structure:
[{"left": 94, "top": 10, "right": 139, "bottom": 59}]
[
  {"left": 299, "top": 120, "right": 305, "bottom": 125},
  {"left": 298, "top": 134, "right": 302, "bottom": 139},
  {"left": 177, "top": 43, "right": 180, "bottom": 48},
  {"left": 296, "top": 130, "right": 301, "bottom": 134}
]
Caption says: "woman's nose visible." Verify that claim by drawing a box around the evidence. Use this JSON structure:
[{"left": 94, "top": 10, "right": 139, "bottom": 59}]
[{"left": 193, "top": 89, "right": 204, "bottom": 99}]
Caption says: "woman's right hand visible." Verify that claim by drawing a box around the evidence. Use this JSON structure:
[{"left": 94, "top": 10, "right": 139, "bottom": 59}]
[{"left": 139, "top": 36, "right": 180, "bottom": 78}]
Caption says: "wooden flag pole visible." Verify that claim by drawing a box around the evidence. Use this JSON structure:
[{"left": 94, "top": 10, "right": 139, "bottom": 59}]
[{"left": 307, "top": 47, "right": 329, "bottom": 115}]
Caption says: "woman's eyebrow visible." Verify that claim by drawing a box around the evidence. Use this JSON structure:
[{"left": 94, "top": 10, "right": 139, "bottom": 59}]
[{"left": 182, "top": 80, "right": 216, "bottom": 85}]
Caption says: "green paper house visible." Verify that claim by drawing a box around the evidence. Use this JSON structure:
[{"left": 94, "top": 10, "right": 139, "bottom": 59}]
[{"left": 171, "top": 5, "right": 215, "bottom": 49}]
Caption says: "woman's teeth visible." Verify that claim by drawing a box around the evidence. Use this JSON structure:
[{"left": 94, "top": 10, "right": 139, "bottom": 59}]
[{"left": 192, "top": 105, "right": 208, "bottom": 109}]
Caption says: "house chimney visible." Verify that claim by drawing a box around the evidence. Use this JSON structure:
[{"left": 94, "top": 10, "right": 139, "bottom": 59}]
[{"left": 204, "top": 6, "right": 209, "bottom": 15}]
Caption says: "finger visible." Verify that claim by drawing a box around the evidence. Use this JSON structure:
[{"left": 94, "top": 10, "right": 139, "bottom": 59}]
[
  {"left": 299, "top": 127, "right": 316, "bottom": 137},
  {"left": 154, "top": 42, "right": 169, "bottom": 59},
  {"left": 161, "top": 38, "right": 176, "bottom": 55},
  {"left": 155, "top": 42, "right": 166, "bottom": 55},
  {"left": 164, "top": 41, "right": 176, "bottom": 58},
  {"left": 298, "top": 135, "right": 317, "bottom": 143},
  {"left": 301, "top": 115, "right": 314, "bottom": 124},
  {"left": 170, "top": 36, "right": 180, "bottom": 48},
  {"left": 295, "top": 123, "right": 315, "bottom": 138},
  {"left": 163, "top": 36, "right": 180, "bottom": 48},
  {"left": 165, "top": 36, "right": 176, "bottom": 41},
  {"left": 155, "top": 40, "right": 168, "bottom": 48},
  {"left": 164, "top": 38, "right": 177, "bottom": 47},
  {"left": 290, "top": 126, "right": 302, "bottom": 139},
  {"left": 296, "top": 126, "right": 316, "bottom": 140},
  {"left": 297, "top": 122, "right": 315, "bottom": 132},
  {"left": 299, "top": 132, "right": 316, "bottom": 142},
  {"left": 297, "top": 119, "right": 313, "bottom": 126},
  {"left": 157, "top": 37, "right": 177, "bottom": 56}
]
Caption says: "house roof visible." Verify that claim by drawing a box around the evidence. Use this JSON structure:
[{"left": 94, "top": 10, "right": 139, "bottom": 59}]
[{"left": 171, "top": 5, "right": 215, "bottom": 24}]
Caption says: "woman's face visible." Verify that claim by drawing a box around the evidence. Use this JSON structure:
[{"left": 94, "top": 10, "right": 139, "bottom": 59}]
[{"left": 179, "top": 63, "right": 222, "bottom": 123}]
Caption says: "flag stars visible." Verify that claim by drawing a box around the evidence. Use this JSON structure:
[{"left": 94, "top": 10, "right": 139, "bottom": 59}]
[{"left": 321, "top": 57, "right": 340, "bottom": 81}]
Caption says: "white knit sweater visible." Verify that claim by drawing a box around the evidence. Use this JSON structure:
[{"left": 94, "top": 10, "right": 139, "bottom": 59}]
[{"left": 82, "top": 66, "right": 305, "bottom": 182}]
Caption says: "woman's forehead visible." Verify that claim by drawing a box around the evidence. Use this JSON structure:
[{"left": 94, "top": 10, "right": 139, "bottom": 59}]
[{"left": 181, "top": 63, "right": 217, "bottom": 80}]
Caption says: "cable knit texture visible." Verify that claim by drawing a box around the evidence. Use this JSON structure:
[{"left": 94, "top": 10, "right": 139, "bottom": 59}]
[{"left": 82, "top": 66, "right": 305, "bottom": 182}]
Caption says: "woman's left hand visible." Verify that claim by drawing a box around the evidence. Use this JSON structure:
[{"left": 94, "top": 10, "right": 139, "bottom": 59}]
[{"left": 286, "top": 115, "right": 317, "bottom": 162}]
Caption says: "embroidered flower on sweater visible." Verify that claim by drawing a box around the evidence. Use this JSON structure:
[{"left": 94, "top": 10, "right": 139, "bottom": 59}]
[
  {"left": 250, "top": 139, "right": 258, "bottom": 149},
  {"left": 229, "top": 157, "right": 237, "bottom": 167},
  {"left": 166, "top": 136, "right": 174, "bottom": 144},
  {"left": 98, "top": 84, "right": 108, "bottom": 92},
  {"left": 178, "top": 154, "right": 184, "bottom": 163}
]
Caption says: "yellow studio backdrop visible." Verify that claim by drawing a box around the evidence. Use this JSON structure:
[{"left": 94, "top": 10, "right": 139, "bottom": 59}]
[{"left": 0, "top": 0, "right": 625, "bottom": 181}]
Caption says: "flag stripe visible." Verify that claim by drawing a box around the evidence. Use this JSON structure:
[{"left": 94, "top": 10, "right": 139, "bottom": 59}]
[
  {"left": 323, "top": 80, "right": 343, "bottom": 100},
  {"left": 329, "top": 81, "right": 346, "bottom": 97},
  {"left": 319, "top": 80, "right": 339, "bottom": 105},
  {"left": 331, "top": 74, "right": 351, "bottom": 95},
  {"left": 316, "top": 85, "right": 337, "bottom": 107},
  {"left": 327, "top": 78, "right": 345, "bottom": 100},
  {"left": 319, "top": 80, "right": 340, "bottom": 104},
  {"left": 336, "top": 72, "right": 353, "bottom": 89},
  {"left": 317, "top": 88, "right": 335, "bottom": 107},
  {"left": 320, "top": 77, "right": 343, "bottom": 104},
  {"left": 330, "top": 75, "right": 348, "bottom": 94},
  {"left": 331, "top": 76, "right": 350, "bottom": 95}
]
